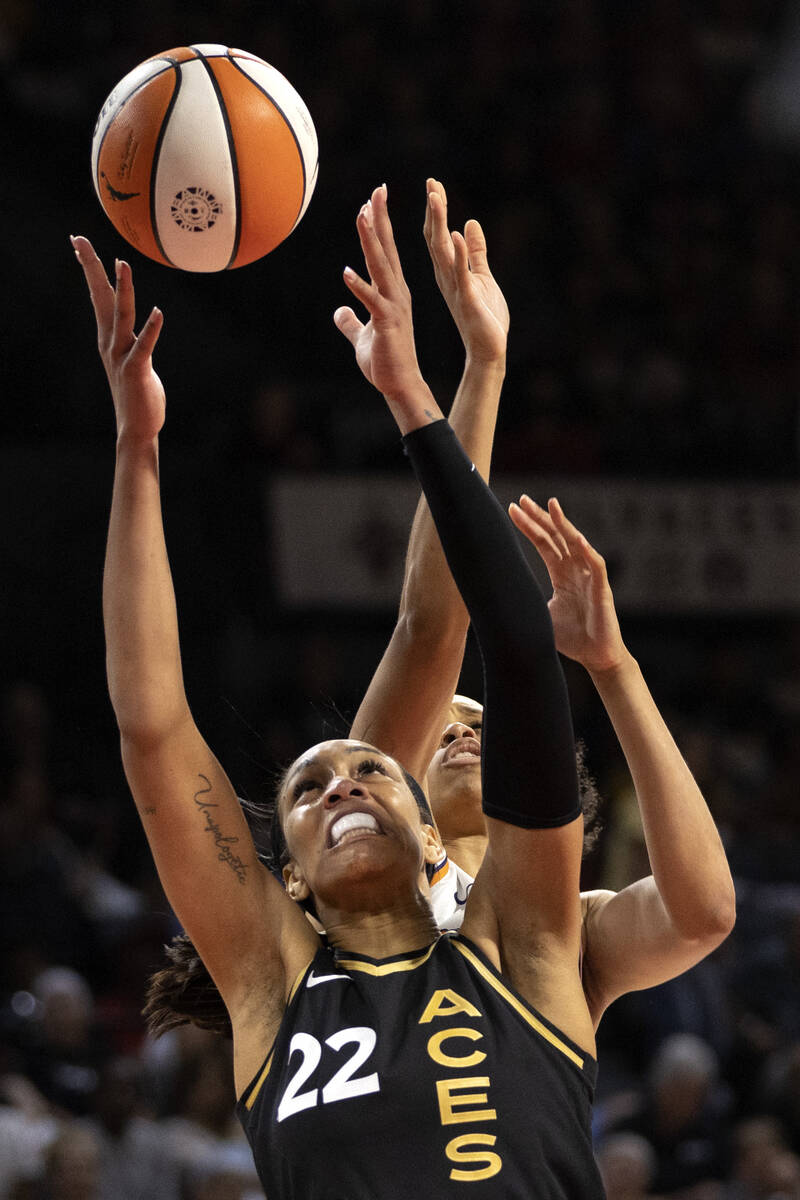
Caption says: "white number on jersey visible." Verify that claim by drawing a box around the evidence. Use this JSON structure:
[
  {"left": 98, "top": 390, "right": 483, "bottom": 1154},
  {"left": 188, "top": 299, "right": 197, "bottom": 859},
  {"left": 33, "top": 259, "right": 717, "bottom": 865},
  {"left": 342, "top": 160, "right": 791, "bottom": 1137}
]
[{"left": 277, "top": 1026, "right": 380, "bottom": 1123}]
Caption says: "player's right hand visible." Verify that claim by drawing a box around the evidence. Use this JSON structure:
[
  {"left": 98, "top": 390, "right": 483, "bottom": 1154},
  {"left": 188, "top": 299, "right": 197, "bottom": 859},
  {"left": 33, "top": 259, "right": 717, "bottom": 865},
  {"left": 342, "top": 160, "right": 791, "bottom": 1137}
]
[{"left": 72, "top": 236, "right": 165, "bottom": 442}]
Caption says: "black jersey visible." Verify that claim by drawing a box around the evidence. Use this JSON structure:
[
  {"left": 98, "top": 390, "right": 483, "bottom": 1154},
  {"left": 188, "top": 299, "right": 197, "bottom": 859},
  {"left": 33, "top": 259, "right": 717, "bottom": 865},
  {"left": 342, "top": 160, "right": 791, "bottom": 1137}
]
[{"left": 236, "top": 933, "right": 605, "bottom": 1199}]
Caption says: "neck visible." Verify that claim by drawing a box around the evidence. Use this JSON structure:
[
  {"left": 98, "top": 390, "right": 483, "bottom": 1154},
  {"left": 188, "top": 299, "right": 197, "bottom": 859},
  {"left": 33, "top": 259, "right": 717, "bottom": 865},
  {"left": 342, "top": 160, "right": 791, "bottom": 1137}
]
[
  {"left": 443, "top": 833, "right": 488, "bottom": 880},
  {"left": 320, "top": 892, "right": 440, "bottom": 959}
]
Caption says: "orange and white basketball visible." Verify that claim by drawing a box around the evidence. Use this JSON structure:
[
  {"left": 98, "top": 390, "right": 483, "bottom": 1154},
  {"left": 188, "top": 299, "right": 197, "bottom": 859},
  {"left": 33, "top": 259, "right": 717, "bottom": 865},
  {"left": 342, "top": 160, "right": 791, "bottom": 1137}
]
[{"left": 91, "top": 45, "right": 318, "bottom": 272}]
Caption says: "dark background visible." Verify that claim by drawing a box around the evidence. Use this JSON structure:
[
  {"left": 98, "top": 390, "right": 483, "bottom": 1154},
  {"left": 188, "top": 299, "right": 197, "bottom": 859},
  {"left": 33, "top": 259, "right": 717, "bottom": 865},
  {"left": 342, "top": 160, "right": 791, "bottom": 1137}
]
[{"left": 4, "top": 3, "right": 800, "bottom": 1196}]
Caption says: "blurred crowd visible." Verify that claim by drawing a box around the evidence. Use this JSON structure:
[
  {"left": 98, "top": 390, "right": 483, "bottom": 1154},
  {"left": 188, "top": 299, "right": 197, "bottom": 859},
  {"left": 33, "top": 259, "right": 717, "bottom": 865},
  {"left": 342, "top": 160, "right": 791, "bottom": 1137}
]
[{"left": 5, "top": 0, "right": 800, "bottom": 1196}]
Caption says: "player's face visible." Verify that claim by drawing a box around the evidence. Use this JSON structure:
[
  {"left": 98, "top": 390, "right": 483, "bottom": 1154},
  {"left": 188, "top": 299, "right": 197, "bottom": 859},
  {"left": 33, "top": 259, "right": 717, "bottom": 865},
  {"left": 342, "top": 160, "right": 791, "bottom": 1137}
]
[
  {"left": 425, "top": 696, "right": 485, "bottom": 836},
  {"left": 279, "top": 739, "right": 440, "bottom": 909}
]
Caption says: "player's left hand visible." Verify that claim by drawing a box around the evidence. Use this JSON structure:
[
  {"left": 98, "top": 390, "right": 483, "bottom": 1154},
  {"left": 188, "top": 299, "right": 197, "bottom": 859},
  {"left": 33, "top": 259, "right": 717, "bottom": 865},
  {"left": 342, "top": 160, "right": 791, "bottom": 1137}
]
[
  {"left": 509, "top": 496, "right": 626, "bottom": 674},
  {"left": 333, "top": 185, "right": 428, "bottom": 403},
  {"left": 423, "top": 178, "right": 509, "bottom": 365}
]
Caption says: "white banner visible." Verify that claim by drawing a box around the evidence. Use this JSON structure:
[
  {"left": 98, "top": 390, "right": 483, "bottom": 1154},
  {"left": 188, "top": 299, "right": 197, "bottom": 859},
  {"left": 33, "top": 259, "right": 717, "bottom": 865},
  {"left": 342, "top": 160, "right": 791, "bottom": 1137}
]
[{"left": 267, "top": 474, "right": 800, "bottom": 613}]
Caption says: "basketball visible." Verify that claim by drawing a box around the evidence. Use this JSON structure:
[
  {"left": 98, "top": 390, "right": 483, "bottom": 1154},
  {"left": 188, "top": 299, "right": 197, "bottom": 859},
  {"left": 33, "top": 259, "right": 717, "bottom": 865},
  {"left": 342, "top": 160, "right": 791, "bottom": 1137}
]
[{"left": 91, "top": 44, "right": 318, "bottom": 272}]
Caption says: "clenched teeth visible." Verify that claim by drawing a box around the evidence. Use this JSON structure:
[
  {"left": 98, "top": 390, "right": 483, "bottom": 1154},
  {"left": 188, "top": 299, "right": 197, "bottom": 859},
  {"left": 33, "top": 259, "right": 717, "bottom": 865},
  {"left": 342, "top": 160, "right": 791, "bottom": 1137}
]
[{"left": 330, "top": 811, "right": 380, "bottom": 847}]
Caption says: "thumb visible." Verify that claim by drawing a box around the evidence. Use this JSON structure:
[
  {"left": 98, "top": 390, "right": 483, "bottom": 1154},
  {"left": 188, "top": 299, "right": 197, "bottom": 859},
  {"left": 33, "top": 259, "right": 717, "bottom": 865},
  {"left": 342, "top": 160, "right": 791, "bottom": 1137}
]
[
  {"left": 463, "top": 219, "right": 489, "bottom": 272},
  {"left": 333, "top": 306, "right": 364, "bottom": 347}
]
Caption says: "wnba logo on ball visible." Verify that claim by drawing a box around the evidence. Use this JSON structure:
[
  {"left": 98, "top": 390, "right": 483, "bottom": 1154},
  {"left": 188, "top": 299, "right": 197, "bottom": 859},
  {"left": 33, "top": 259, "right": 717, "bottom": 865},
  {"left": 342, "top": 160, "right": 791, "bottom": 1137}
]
[{"left": 170, "top": 187, "right": 222, "bottom": 233}]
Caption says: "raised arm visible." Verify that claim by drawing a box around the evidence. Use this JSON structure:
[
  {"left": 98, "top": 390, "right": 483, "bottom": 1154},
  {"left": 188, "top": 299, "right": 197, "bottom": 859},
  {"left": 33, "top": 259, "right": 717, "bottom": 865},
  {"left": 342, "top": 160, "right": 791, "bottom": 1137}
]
[
  {"left": 335, "top": 188, "right": 590, "bottom": 1050},
  {"left": 343, "top": 180, "right": 508, "bottom": 783},
  {"left": 509, "top": 496, "right": 736, "bottom": 1022},
  {"left": 71, "top": 239, "right": 315, "bottom": 1053}
]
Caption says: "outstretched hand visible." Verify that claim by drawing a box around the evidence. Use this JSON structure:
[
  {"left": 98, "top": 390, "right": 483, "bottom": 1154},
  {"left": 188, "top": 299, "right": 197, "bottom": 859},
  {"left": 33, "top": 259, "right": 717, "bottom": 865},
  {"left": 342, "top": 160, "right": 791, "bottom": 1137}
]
[
  {"left": 509, "top": 496, "right": 626, "bottom": 674},
  {"left": 333, "top": 185, "right": 442, "bottom": 433},
  {"left": 423, "top": 178, "right": 509, "bottom": 365},
  {"left": 71, "top": 236, "right": 165, "bottom": 442}
]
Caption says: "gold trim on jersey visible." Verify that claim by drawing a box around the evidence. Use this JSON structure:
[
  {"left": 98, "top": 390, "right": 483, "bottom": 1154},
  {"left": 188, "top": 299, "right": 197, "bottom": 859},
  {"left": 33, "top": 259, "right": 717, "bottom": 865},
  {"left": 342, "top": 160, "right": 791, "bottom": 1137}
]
[
  {"left": 429, "top": 859, "right": 450, "bottom": 887},
  {"left": 452, "top": 938, "right": 585, "bottom": 1070},
  {"left": 245, "top": 1047, "right": 275, "bottom": 1111},
  {"left": 335, "top": 940, "right": 440, "bottom": 976},
  {"left": 287, "top": 962, "right": 310, "bottom": 1005}
]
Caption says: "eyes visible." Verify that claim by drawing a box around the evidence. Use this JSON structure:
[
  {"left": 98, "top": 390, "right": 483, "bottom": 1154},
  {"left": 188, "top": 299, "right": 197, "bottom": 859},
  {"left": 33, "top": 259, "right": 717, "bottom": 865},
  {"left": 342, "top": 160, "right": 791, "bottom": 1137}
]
[
  {"left": 357, "top": 757, "right": 388, "bottom": 778},
  {"left": 291, "top": 758, "right": 389, "bottom": 803}
]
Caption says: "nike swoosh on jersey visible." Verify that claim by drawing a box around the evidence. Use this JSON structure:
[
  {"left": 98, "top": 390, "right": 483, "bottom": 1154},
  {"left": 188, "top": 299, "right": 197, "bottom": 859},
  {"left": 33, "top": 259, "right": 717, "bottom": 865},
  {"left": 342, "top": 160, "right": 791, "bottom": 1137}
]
[
  {"left": 454, "top": 882, "right": 473, "bottom": 906},
  {"left": 307, "top": 970, "right": 350, "bottom": 988}
]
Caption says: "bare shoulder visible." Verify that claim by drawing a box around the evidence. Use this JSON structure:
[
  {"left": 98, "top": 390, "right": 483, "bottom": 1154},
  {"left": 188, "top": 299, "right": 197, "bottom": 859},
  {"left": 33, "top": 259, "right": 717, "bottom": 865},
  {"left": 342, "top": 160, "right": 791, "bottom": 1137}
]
[
  {"left": 581, "top": 888, "right": 618, "bottom": 923},
  {"left": 579, "top": 889, "right": 618, "bottom": 1027}
]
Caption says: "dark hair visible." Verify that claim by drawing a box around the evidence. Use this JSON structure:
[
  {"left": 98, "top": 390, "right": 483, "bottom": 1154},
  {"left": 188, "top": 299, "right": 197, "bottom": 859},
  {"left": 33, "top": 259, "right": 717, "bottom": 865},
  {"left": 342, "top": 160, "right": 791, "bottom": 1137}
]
[
  {"left": 145, "top": 749, "right": 599, "bottom": 1040},
  {"left": 144, "top": 931, "right": 233, "bottom": 1039},
  {"left": 575, "top": 738, "right": 603, "bottom": 855}
]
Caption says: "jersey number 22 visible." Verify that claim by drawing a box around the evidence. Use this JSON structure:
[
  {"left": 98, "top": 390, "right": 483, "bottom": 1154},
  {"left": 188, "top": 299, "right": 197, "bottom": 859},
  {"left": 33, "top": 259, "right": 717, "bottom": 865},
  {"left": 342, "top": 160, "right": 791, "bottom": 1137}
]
[{"left": 277, "top": 1026, "right": 380, "bottom": 1123}]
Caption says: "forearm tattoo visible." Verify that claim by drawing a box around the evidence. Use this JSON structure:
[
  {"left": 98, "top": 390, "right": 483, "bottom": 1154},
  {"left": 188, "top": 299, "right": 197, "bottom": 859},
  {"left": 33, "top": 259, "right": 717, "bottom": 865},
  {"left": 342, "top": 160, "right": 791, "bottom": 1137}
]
[{"left": 193, "top": 774, "right": 248, "bottom": 884}]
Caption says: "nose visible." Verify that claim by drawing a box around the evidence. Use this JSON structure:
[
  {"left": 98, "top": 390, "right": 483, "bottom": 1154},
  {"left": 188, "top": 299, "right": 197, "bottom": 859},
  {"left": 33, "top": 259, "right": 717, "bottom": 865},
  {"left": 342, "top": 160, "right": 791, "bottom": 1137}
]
[
  {"left": 441, "top": 722, "right": 479, "bottom": 748},
  {"left": 322, "top": 776, "right": 365, "bottom": 807}
]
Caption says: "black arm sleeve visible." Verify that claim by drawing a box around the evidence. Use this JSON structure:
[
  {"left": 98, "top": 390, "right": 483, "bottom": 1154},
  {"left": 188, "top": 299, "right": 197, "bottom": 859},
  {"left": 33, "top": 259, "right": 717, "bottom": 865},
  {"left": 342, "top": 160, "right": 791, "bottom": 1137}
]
[{"left": 403, "top": 419, "right": 580, "bottom": 828}]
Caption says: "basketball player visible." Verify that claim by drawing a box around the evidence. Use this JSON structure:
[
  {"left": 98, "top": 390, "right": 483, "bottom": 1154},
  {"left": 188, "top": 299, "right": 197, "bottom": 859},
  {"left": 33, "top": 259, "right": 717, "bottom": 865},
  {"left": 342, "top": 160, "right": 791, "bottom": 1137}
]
[
  {"left": 340, "top": 178, "right": 509, "bottom": 787},
  {"left": 343, "top": 181, "right": 736, "bottom": 1029},
  {"left": 71, "top": 181, "right": 606, "bottom": 1197}
]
